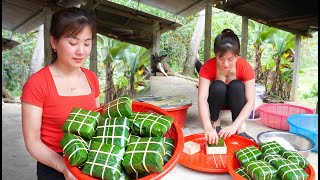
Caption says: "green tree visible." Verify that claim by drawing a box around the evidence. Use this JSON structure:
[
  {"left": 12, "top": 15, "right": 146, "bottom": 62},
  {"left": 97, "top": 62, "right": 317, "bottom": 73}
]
[
  {"left": 97, "top": 34, "right": 150, "bottom": 103},
  {"left": 2, "top": 29, "right": 38, "bottom": 95},
  {"left": 266, "top": 29, "right": 295, "bottom": 100},
  {"left": 248, "top": 22, "right": 275, "bottom": 84}
]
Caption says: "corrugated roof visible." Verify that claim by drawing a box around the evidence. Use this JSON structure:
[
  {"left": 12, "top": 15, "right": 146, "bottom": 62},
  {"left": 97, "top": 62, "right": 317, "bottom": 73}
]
[
  {"left": 134, "top": 0, "right": 318, "bottom": 36},
  {"left": 2, "top": 0, "right": 181, "bottom": 48},
  {"left": 2, "top": 0, "right": 318, "bottom": 45}
]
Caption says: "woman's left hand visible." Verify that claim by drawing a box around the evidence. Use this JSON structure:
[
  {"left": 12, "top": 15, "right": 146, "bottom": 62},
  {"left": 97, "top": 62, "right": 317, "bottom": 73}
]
[{"left": 218, "top": 124, "right": 238, "bottom": 139}]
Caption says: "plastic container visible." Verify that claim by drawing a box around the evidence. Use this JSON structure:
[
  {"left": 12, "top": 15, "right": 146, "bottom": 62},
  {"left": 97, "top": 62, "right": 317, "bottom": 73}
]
[
  {"left": 226, "top": 134, "right": 316, "bottom": 180},
  {"left": 255, "top": 83, "right": 265, "bottom": 99},
  {"left": 257, "top": 131, "right": 315, "bottom": 158},
  {"left": 178, "top": 133, "right": 228, "bottom": 173},
  {"left": 248, "top": 84, "right": 264, "bottom": 120},
  {"left": 64, "top": 101, "right": 184, "bottom": 180},
  {"left": 258, "top": 103, "right": 314, "bottom": 130},
  {"left": 288, "top": 114, "right": 318, "bottom": 152},
  {"left": 134, "top": 96, "right": 192, "bottom": 128},
  {"left": 162, "top": 104, "right": 192, "bottom": 128}
]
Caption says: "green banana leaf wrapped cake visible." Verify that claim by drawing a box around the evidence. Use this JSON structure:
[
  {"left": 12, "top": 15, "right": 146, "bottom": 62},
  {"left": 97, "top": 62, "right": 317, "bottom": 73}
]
[
  {"left": 92, "top": 117, "right": 130, "bottom": 147},
  {"left": 102, "top": 97, "right": 132, "bottom": 119},
  {"left": 60, "top": 133, "right": 90, "bottom": 166},
  {"left": 122, "top": 136, "right": 165, "bottom": 175},
  {"left": 82, "top": 141, "right": 125, "bottom": 180},
  {"left": 128, "top": 133, "right": 140, "bottom": 143},
  {"left": 235, "top": 167, "right": 252, "bottom": 180},
  {"left": 234, "top": 145, "right": 262, "bottom": 166},
  {"left": 259, "top": 141, "right": 284, "bottom": 154},
  {"left": 261, "top": 153, "right": 286, "bottom": 166},
  {"left": 244, "top": 160, "right": 277, "bottom": 180},
  {"left": 272, "top": 159, "right": 309, "bottom": 180},
  {"left": 164, "top": 138, "right": 175, "bottom": 164},
  {"left": 279, "top": 149, "right": 310, "bottom": 169},
  {"left": 129, "top": 112, "right": 173, "bottom": 137},
  {"left": 62, "top": 107, "right": 100, "bottom": 140}
]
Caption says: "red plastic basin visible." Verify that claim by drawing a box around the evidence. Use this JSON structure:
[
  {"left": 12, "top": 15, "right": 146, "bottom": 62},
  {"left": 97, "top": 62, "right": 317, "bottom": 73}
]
[{"left": 162, "top": 104, "right": 192, "bottom": 128}]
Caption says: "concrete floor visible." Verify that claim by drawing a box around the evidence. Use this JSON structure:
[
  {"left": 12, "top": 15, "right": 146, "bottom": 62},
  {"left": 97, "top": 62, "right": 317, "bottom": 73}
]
[
  {"left": 2, "top": 76, "right": 318, "bottom": 180},
  {"left": 149, "top": 76, "right": 318, "bottom": 180}
]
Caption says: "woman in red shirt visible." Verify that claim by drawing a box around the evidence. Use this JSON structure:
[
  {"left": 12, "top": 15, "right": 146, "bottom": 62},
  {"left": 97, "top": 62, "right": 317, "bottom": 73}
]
[
  {"left": 197, "top": 29, "right": 256, "bottom": 145},
  {"left": 21, "top": 7, "right": 99, "bottom": 180}
]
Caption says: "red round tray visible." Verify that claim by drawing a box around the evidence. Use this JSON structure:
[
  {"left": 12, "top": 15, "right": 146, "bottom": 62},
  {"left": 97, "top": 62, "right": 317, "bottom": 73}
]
[
  {"left": 178, "top": 133, "right": 228, "bottom": 173},
  {"left": 65, "top": 102, "right": 184, "bottom": 180},
  {"left": 223, "top": 134, "right": 316, "bottom": 180}
]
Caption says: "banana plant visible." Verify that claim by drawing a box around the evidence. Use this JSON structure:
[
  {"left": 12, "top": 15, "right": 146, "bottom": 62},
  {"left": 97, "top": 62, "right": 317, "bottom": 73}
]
[
  {"left": 97, "top": 34, "right": 150, "bottom": 102},
  {"left": 248, "top": 21, "right": 276, "bottom": 84},
  {"left": 267, "top": 29, "right": 295, "bottom": 99}
]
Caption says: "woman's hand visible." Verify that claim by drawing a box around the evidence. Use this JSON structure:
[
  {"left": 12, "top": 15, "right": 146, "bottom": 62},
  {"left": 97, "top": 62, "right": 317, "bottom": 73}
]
[
  {"left": 63, "top": 168, "right": 78, "bottom": 180},
  {"left": 218, "top": 124, "right": 238, "bottom": 139},
  {"left": 204, "top": 126, "right": 219, "bottom": 145}
]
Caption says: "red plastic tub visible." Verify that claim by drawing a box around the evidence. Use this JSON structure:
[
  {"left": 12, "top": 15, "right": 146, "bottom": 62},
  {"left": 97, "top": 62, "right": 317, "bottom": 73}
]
[
  {"left": 226, "top": 135, "right": 316, "bottom": 180},
  {"left": 162, "top": 104, "right": 192, "bottom": 128},
  {"left": 258, "top": 103, "right": 314, "bottom": 130},
  {"left": 64, "top": 101, "right": 184, "bottom": 180}
]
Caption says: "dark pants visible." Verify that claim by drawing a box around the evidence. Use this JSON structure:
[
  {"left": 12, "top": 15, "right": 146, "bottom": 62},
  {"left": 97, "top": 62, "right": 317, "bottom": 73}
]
[
  {"left": 208, "top": 80, "right": 246, "bottom": 121},
  {"left": 195, "top": 60, "right": 246, "bottom": 122},
  {"left": 37, "top": 153, "right": 65, "bottom": 180}
]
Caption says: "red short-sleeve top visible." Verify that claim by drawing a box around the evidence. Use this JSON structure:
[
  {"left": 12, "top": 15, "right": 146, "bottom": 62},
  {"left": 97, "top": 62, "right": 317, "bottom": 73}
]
[
  {"left": 21, "top": 66, "right": 100, "bottom": 152},
  {"left": 199, "top": 57, "right": 255, "bottom": 82}
]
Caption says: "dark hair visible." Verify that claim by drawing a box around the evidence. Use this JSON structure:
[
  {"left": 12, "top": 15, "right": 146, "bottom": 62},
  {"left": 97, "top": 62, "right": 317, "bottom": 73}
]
[
  {"left": 221, "top": 28, "right": 234, "bottom": 33},
  {"left": 213, "top": 29, "right": 240, "bottom": 58},
  {"left": 50, "top": 7, "right": 96, "bottom": 63}
]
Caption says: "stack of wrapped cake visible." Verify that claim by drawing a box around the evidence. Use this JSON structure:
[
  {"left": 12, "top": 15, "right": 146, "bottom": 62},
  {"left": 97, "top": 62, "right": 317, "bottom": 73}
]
[
  {"left": 60, "top": 97, "right": 175, "bottom": 180},
  {"left": 234, "top": 141, "right": 310, "bottom": 180}
]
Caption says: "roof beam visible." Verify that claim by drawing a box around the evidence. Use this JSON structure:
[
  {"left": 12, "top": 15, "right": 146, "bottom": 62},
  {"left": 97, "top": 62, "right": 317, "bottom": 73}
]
[
  {"left": 96, "top": 5, "right": 177, "bottom": 31},
  {"left": 84, "top": 0, "right": 104, "bottom": 10},
  {"left": 268, "top": 14, "right": 316, "bottom": 23},
  {"left": 175, "top": 0, "right": 204, "bottom": 16},
  {"left": 217, "top": 0, "right": 255, "bottom": 10},
  {"left": 96, "top": 18, "right": 151, "bottom": 33},
  {"left": 96, "top": 4, "right": 155, "bottom": 25},
  {"left": 12, "top": 9, "right": 44, "bottom": 33},
  {"left": 97, "top": 27, "right": 151, "bottom": 48}
]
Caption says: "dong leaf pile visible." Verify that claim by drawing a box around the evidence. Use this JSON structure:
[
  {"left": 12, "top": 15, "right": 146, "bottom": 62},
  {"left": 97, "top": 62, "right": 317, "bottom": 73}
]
[
  {"left": 234, "top": 141, "right": 310, "bottom": 180},
  {"left": 60, "top": 97, "right": 175, "bottom": 179}
]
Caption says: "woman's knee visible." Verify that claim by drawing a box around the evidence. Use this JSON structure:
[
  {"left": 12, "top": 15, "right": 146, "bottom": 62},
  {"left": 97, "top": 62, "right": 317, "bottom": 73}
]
[
  {"left": 228, "top": 80, "right": 245, "bottom": 92},
  {"left": 209, "top": 80, "right": 227, "bottom": 95}
]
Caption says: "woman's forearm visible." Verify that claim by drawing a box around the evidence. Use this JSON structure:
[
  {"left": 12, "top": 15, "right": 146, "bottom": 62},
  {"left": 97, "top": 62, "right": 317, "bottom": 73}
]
[
  {"left": 198, "top": 98, "right": 213, "bottom": 130},
  {"left": 22, "top": 103, "right": 67, "bottom": 174},
  {"left": 25, "top": 139, "right": 66, "bottom": 173}
]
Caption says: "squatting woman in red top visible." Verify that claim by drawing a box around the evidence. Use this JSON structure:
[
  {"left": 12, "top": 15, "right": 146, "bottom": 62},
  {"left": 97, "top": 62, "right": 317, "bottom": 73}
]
[{"left": 197, "top": 29, "right": 256, "bottom": 145}]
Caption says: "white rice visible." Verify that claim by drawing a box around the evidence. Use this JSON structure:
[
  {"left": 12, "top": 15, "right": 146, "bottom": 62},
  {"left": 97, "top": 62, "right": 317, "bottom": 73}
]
[{"left": 264, "top": 137, "right": 296, "bottom": 151}]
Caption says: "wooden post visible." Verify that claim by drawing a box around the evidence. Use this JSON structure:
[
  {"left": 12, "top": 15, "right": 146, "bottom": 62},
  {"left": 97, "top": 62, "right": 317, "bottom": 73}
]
[
  {"left": 43, "top": 7, "right": 52, "bottom": 66},
  {"left": 89, "top": 33, "right": 98, "bottom": 73},
  {"left": 83, "top": 1, "right": 98, "bottom": 74},
  {"left": 204, "top": 0, "right": 212, "bottom": 62},
  {"left": 291, "top": 34, "right": 301, "bottom": 101},
  {"left": 151, "top": 21, "right": 161, "bottom": 74},
  {"left": 241, "top": 16, "right": 248, "bottom": 59}
]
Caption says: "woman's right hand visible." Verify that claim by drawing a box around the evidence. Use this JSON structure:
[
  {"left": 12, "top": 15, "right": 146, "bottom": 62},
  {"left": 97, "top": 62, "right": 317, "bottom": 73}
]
[
  {"left": 63, "top": 168, "right": 78, "bottom": 180},
  {"left": 204, "top": 126, "right": 219, "bottom": 145}
]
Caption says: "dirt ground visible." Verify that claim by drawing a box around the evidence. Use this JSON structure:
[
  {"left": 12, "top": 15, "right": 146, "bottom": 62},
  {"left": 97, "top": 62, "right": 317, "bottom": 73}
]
[{"left": 2, "top": 76, "right": 318, "bottom": 180}]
